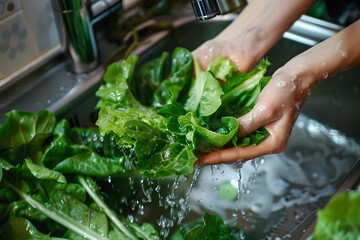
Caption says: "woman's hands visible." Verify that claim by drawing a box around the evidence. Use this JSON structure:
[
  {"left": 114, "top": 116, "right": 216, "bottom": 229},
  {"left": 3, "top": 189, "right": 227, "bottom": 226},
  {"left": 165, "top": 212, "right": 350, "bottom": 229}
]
[{"left": 196, "top": 19, "right": 360, "bottom": 165}]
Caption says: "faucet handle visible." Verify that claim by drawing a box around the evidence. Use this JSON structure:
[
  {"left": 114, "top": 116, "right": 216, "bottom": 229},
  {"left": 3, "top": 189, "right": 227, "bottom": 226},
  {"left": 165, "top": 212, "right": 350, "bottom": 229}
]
[{"left": 190, "top": 0, "right": 221, "bottom": 21}]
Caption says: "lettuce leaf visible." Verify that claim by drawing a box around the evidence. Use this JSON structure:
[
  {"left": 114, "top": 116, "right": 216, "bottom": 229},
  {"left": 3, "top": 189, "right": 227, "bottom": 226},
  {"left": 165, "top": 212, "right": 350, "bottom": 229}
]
[
  {"left": 0, "top": 110, "right": 55, "bottom": 165},
  {"left": 95, "top": 48, "right": 271, "bottom": 178},
  {"left": 183, "top": 213, "right": 232, "bottom": 240},
  {"left": 313, "top": 191, "right": 360, "bottom": 240},
  {"left": 184, "top": 58, "right": 223, "bottom": 117}
]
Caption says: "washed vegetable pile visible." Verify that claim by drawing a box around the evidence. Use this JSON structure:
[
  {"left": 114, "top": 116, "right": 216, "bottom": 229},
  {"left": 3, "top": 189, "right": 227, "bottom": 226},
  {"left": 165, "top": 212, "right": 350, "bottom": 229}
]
[
  {"left": 0, "top": 47, "right": 271, "bottom": 239},
  {"left": 96, "top": 47, "right": 271, "bottom": 178}
]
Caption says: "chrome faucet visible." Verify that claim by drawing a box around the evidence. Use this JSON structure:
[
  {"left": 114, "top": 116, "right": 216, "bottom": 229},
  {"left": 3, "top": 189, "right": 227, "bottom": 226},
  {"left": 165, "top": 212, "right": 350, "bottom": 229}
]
[
  {"left": 190, "top": 0, "right": 247, "bottom": 21},
  {"left": 52, "top": 0, "right": 122, "bottom": 73}
]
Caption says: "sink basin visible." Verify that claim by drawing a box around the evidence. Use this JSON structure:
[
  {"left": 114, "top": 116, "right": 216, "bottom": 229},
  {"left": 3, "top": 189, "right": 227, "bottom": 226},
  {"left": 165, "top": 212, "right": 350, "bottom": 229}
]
[{"left": 1, "top": 10, "right": 360, "bottom": 240}]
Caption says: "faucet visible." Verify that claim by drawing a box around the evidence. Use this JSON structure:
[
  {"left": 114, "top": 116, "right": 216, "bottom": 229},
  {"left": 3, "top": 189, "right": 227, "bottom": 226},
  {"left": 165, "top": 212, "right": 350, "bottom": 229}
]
[
  {"left": 52, "top": 0, "right": 122, "bottom": 74},
  {"left": 190, "top": 0, "right": 247, "bottom": 21}
]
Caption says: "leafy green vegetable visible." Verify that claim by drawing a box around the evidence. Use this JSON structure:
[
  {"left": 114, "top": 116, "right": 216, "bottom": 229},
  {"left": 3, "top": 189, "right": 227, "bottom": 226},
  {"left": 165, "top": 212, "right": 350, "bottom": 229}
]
[
  {"left": 207, "top": 57, "right": 239, "bottom": 81},
  {"left": 184, "top": 213, "right": 231, "bottom": 239},
  {"left": 42, "top": 119, "right": 134, "bottom": 177},
  {"left": 0, "top": 110, "right": 55, "bottom": 166},
  {"left": 25, "top": 158, "right": 67, "bottom": 183},
  {"left": 184, "top": 58, "right": 223, "bottom": 116},
  {"left": 152, "top": 47, "right": 193, "bottom": 108},
  {"left": 133, "top": 51, "right": 169, "bottom": 106},
  {"left": 171, "top": 213, "right": 248, "bottom": 240},
  {"left": 313, "top": 191, "right": 360, "bottom": 240},
  {"left": 181, "top": 213, "right": 249, "bottom": 240},
  {"left": 95, "top": 55, "right": 139, "bottom": 109},
  {"left": 0, "top": 217, "right": 54, "bottom": 240},
  {"left": 124, "top": 120, "right": 197, "bottom": 178},
  {"left": 0, "top": 110, "right": 160, "bottom": 240},
  {"left": 95, "top": 48, "right": 271, "bottom": 178}
]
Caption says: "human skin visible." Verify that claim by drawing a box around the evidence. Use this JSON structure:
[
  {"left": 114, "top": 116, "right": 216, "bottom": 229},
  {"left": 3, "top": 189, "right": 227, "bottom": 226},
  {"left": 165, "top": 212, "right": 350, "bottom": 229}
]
[
  {"left": 193, "top": 0, "right": 318, "bottom": 72},
  {"left": 193, "top": 0, "right": 360, "bottom": 165}
]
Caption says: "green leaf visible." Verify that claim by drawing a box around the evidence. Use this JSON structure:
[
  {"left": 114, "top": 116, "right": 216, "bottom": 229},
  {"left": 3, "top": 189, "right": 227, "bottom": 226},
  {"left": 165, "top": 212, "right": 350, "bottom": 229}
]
[
  {"left": 25, "top": 158, "right": 67, "bottom": 183},
  {"left": 157, "top": 92, "right": 188, "bottom": 135},
  {"left": 124, "top": 219, "right": 161, "bottom": 240},
  {"left": 42, "top": 120, "right": 89, "bottom": 169},
  {"left": 184, "top": 58, "right": 223, "bottom": 117},
  {"left": 133, "top": 51, "right": 169, "bottom": 106},
  {"left": 43, "top": 120, "right": 133, "bottom": 177},
  {"left": 0, "top": 110, "right": 55, "bottom": 165},
  {"left": 221, "top": 58, "right": 271, "bottom": 116},
  {"left": 179, "top": 113, "right": 238, "bottom": 147},
  {"left": 0, "top": 157, "right": 16, "bottom": 171},
  {"left": 207, "top": 56, "right": 239, "bottom": 81},
  {"left": 313, "top": 191, "right": 360, "bottom": 240},
  {"left": 96, "top": 105, "right": 163, "bottom": 147},
  {"left": 153, "top": 47, "right": 193, "bottom": 108},
  {"left": 184, "top": 213, "right": 232, "bottom": 240},
  {"left": 0, "top": 217, "right": 52, "bottom": 240},
  {"left": 53, "top": 152, "right": 128, "bottom": 177},
  {"left": 95, "top": 55, "right": 139, "bottom": 109},
  {"left": 234, "top": 126, "right": 269, "bottom": 147},
  {"left": 125, "top": 120, "right": 197, "bottom": 178}
]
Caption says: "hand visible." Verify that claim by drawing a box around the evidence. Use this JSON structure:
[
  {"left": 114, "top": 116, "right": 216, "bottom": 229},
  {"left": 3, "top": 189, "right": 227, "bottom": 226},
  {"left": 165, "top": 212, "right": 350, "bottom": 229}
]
[
  {"left": 192, "top": 0, "right": 317, "bottom": 72},
  {"left": 192, "top": 38, "right": 256, "bottom": 73},
  {"left": 198, "top": 64, "right": 313, "bottom": 164}
]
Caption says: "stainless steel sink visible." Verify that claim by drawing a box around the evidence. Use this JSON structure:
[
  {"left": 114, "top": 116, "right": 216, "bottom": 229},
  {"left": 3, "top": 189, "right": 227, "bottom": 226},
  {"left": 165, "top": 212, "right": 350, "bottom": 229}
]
[{"left": 1, "top": 9, "right": 360, "bottom": 240}]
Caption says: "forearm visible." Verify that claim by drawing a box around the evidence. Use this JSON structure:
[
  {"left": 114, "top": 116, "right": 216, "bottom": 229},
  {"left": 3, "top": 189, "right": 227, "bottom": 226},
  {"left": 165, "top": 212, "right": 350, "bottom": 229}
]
[
  {"left": 278, "top": 20, "right": 360, "bottom": 92},
  {"left": 216, "top": 0, "right": 317, "bottom": 63}
]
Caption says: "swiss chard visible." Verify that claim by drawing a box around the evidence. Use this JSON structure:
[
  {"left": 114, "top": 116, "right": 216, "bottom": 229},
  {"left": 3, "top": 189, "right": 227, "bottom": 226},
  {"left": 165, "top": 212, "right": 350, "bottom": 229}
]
[{"left": 0, "top": 110, "right": 160, "bottom": 240}]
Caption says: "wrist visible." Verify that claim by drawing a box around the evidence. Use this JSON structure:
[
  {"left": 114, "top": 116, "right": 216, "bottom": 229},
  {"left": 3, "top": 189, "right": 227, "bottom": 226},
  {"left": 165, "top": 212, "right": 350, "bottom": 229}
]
[{"left": 274, "top": 56, "right": 318, "bottom": 97}]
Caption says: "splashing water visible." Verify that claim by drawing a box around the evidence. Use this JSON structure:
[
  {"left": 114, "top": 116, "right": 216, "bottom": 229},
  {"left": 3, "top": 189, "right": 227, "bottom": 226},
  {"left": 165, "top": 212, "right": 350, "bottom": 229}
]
[{"left": 99, "top": 114, "right": 360, "bottom": 239}]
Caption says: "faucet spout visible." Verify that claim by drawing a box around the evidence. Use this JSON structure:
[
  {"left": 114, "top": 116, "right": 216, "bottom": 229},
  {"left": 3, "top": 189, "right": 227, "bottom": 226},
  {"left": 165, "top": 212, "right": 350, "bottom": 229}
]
[
  {"left": 190, "top": 0, "right": 247, "bottom": 21},
  {"left": 190, "top": 0, "right": 221, "bottom": 21},
  {"left": 52, "top": 0, "right": 122, "bottom": 74}
]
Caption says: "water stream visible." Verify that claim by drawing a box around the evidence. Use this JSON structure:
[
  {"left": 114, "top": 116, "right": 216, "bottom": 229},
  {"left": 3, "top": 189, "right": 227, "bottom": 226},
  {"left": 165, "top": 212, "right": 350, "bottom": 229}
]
[{"left": 101, "top": 114, "right": 360, "bottom": 239}]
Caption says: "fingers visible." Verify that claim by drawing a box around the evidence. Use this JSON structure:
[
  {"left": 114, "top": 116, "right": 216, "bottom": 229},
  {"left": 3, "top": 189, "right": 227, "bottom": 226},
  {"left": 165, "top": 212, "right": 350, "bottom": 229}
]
[
  {"left": 197, "top": 136, "right": 274, "bottom": 165},
  {"left": 237, "top": 102, "right": 281, "bottom": 138}
]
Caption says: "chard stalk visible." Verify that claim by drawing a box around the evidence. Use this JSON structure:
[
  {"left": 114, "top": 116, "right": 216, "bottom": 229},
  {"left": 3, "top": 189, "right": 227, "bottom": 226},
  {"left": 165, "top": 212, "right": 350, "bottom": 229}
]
[
  {"left": 78, "top": 176, "right": 138, "bottom": 240},
  {"left": 5, "top": 181, "right": 109, "bottom": 240}
]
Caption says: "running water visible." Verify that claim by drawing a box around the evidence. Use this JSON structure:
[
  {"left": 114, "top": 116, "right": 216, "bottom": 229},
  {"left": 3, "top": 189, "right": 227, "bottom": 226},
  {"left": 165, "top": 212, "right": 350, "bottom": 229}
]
[{"left": 100, "top": 115, "right": 360, "bottom": 239}]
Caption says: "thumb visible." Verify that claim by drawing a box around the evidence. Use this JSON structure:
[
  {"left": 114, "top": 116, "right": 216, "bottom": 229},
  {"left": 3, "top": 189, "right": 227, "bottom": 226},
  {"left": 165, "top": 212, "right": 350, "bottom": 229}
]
[{"left": 237, "top": 103, "right": 278, "bottom": 138}]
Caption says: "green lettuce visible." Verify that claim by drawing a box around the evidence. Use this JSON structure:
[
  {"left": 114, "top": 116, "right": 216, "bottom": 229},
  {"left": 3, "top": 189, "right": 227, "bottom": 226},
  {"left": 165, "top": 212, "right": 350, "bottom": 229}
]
[
  {"left": 313, "top": 191, "right": 360, "bottom": 239},
  {"left": 95, "top": 48, "right": 271, "bottom": 178},
  {"left": 0, "top": 110, "right": 160, "bottom": 240},
  {"left": 170, "top": 212, "right": 248, "bottom": 240}
]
